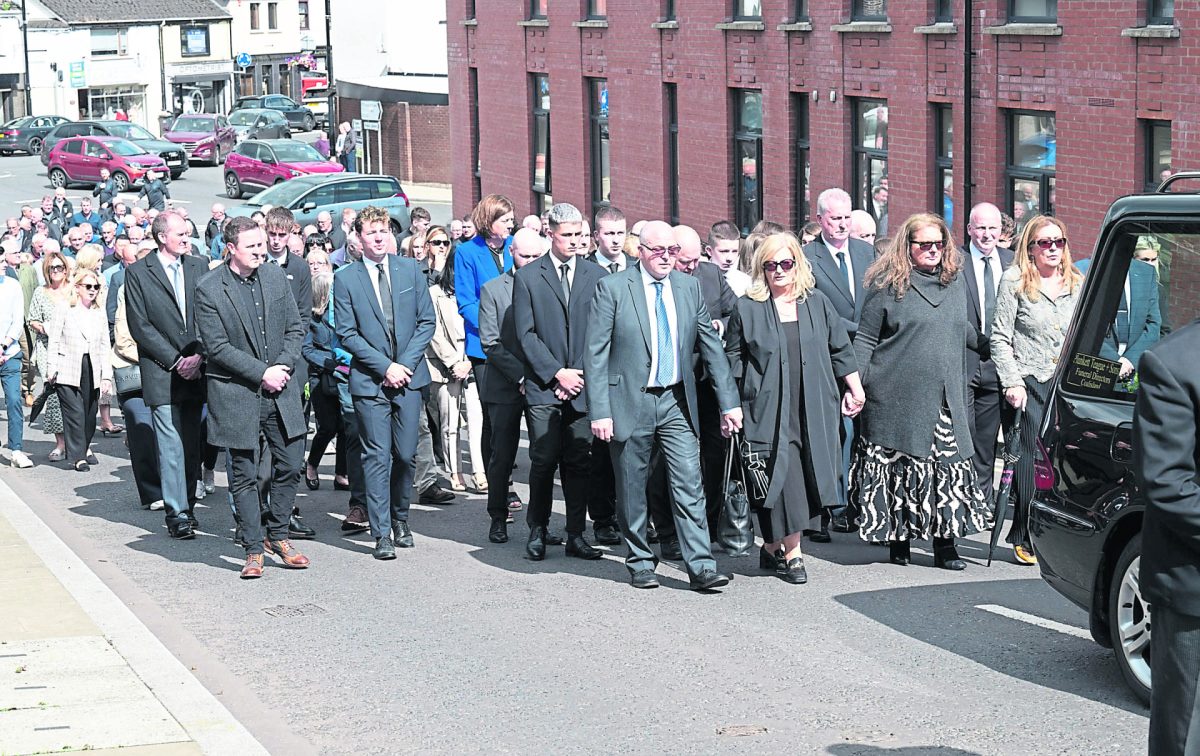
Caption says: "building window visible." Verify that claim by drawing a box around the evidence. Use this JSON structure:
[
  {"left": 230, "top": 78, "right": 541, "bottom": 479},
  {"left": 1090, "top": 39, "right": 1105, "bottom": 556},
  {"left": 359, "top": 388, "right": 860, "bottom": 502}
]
[
  {"left": 852, "top": 0, "right": 888, "bottom": 21},
  {"left": 934, "top": 0, "right": 952, "bottom": 22},
  {"left": 1148, "top": 0, "right": 1174, "bottom": 24},
  {"left": 250, "top": 2, "right": 261, "bottom": 30},
  {"left": 852, "top": 98, "right": 888, "bottom": 222},
  {"left": 1006, "top": 110, "right": 1056, "bottom": 231},
  {"left": 795, "top": 0, "right": 809, "bottom": 20},
  {"left": 81, "top": 84, "right": 147, "bottom": 125},
  {"left": 792, "top": 93, "right": 810, "bottom": 228},
  {"left": 666, "top": 83, "right": 679, "bottom": 224},
  {"left": 90, "top": 28, "right": 128, "bottom": 57},
  {"left": 935, "top": 104, "right": 953, "bottom": 223},
  {"left": 735, "top": 0, "right": 762, "bottom": 20},
  {"left": 531, "top": 74, "right": 552, "bottom": 213},
  {"left": 268, "top": 2, "right": 279, "bottom": 29},
  {"left": 466, "top": 0, "right": 476, "bottom": 20},
  {"left": 664, "top": 0, "right": 676, "bottom": 21},
  {"left": 530, "top": 0, "right": 547, "bottom": 19},
  {"left": 180, "top": 26, "right": 210, "bottom": 57},
  {"left": 589, "top": 79, "right": 611, "bottom": 214},
  {"left": 733, "top": 89, "right": 763, "bottom": 235},
  {"left": 1145, "top": 120, "right": 1172, "bottom": 190},
  {"left": 1009, "top": 0, "right": 1056, "bottom": 22},
  {"left": 299, "top": 1, "right": 310, "bottom": 30},
  {"left": 469, "top": 68, "right": 481, "bottom": 204},
  {"left": 589, "top": 0, "right": 607, "bottom": 18}
]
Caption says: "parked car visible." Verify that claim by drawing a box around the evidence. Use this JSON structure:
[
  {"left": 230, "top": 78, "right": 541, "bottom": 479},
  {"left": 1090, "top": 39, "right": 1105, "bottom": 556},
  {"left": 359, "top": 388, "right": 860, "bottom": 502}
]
[
  {"left": 46, "top": 136, "right": 168, "bottom": 191},
  {"left": 228, "top": 109, "right": 292, "bottom": 142},
  {"left": 1030, "top": 175, "right": 1200, "bottom": 705},
  {"left": 41, "top": 120, "right": 188, "bottom": 179},
  {"left": 223, "top": 139, "right": 344, "bottom": 198},
  {"left": 227, "top": 173, "right": 410, "bottom": 232},
  {"left": 302, "top": 86, "right": 330, "bottom": 132},
  {"left": 163, "top": 113, "right": 237, "bottom": 166},
  {"left": 0, "top": 115, "right": 71, "bottom": 156},
  {"left": 232, "top": 94, "right": 315, "bottom": 132}
]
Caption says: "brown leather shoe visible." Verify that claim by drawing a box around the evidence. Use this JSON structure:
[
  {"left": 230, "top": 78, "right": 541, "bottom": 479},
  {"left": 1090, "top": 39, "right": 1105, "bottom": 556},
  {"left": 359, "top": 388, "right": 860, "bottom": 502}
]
[
  {"left": 240, "top": 553, "right": 264, "bottom": 579},
  {"left": 341, "top": 505, "right": 369, "bottom": 533},
  {"left": 266, "top": 539, "right": 310, "bottom": 569}
]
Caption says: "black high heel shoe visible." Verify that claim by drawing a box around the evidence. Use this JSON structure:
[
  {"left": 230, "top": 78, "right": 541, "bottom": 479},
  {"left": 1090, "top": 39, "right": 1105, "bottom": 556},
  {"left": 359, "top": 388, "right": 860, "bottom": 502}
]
[
  {"left": 759, "top": 545, "right": 783, "bottom": 572},
  {"left": 933, "top": 537, "right": 967, "bottom": 571},
  {"left": 889, "top": 539, "right": 910, "bottom": 566},
  {"left": 304, "top": 467, "right": 320, "bottom": 490}
]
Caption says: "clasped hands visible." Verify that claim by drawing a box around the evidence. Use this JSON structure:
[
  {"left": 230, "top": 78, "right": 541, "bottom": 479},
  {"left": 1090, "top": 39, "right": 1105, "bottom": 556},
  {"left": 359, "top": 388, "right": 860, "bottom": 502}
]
[
  {"left": 554, "top": 368, "right": 585, "bottom": 402},
  {"left": 175, "top": 354, "right": 204, "bottom": 380},
  {"left": 261, "top": 364, "right": 292, "bottom": 393},
  {"left": 841, "top": 386, "right": 866, "bottom": 418},
  {"left": 383, "top": 362, "right": 414, "bottom": 389}
]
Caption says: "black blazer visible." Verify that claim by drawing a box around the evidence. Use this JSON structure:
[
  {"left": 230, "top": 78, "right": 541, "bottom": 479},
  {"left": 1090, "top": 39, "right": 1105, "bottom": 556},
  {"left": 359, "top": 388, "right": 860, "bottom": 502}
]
[
  {"left": 960, "top": 245, "right": 1014, "bottom": 388},
  {"left": 803, "top": 237, "right": 874, "bottom": 339},
  {"left": 123, "top": 251, "right": 208, "bottom": 407},
  {"left": 478, "top": 271, "right": 524, "bottom": 405},
  {"left": 195, "top": 262, "right": 306, "bottom": 449},
  {"left": 1135, "top": 319, "right": 1200, "bottom": 615},
  {"left": 512, "top": 253, "right": 605, "bottom": 412}
]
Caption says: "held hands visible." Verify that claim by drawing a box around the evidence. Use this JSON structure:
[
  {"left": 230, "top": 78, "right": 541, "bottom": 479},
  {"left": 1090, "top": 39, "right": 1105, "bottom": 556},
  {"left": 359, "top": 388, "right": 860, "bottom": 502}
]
[
  {"left": 261, "top": 364, "right": 291, "bottom": 393},
  {"left": 451, "top": 360, "right": 472, "bottom": 381},
  {"left": 841, "top": 386, "right": 866, "bottom": 418},
  {"left": 383, "top": 362, "right": 413, "bottom": 388},
  {"left": 720, "top": 407, "right": 744, "bottom": 438},
  {"left": 591, "top": 418, "right": 614, "bottom": 442},
  {"left": 1005, "top": 385, "right": 1028, "bottom": 410},
  {"left": 554, "top": 368, "right": 585, "bottom": 398},
  {"left": 176, "top": 354, "right": 203, "bottom": 380}
]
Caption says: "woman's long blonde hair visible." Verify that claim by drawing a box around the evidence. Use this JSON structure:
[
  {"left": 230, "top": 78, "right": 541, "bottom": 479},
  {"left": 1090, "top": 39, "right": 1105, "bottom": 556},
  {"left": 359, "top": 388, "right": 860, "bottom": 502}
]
[
  {"left": 67, "top": 267, "right": 102, "bottom": 308},
  {"left": 1012, "top": 214, "right": 1084, "bottom": 300},
  {"left": 311, "top": 271, "right": 333, "bottom": 318},
  {"left": 863, "top": 213, "right": 962, "bottom": 298},
  {"left": 745, "top": 232, "right": 816, "bottom": 303}
]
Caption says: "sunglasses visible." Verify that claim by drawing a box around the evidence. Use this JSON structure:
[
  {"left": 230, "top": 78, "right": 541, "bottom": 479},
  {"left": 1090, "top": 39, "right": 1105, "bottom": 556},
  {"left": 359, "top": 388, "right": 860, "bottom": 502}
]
[
  {"left": 428, "top": 239, "right": 450, "bottom": 247},
  {"left": 1032, "top": 237, "right": 1067, "bottom": 250},
  {"left": 49, "top": 265, "right": 66, "bottom": 272},
  {"left": 763, "top": 259, "right": 797, "bottom": 273},
  {"left": 79, "top": 283, "right": 101, "bottom": 291},
  {"left": 640, "top": 244, "right": 681, "bottom": 259},
  {"left": 910, "top": 240, "right": 945, "bottom": 252}
]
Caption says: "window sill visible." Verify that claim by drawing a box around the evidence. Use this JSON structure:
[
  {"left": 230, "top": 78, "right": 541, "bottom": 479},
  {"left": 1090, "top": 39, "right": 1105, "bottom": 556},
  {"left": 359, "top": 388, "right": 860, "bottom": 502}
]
[
  {"left": 777, "top": 21, "right": 813, "bottom": 32},
  {"left": 831, "top": 21, "right": 893, "bottom": 33},
  {"left": 984, "top": 23, "right": 1062, "bottom": 36},
  {"left": 716, "top": 21, "right": 766, "bottom": 31},
  {"left": 518, "top": 19, "right": 549, "bottom": 27},
  {"left": 460, "top": 19, "right": 478, "bottom": 27},
  {"left": 1121, "top": 25, "right": 1178, "bottom": 38},
  {"left": 915, "top": 22, "right": 957, "bottom": 34},
  {"left": 572, "top": 19, "right": 608, "bottom": 28},
  {"left": 651, "top": 20, "right": 679, "bottom": 30}
]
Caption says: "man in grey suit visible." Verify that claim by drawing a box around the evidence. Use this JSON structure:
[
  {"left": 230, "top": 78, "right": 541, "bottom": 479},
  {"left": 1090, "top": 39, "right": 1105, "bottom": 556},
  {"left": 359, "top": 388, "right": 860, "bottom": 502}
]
[
  {"left": 333, "top": 206, "right": 435, "bottom": 560},
  {"left": 479, "top": 228, "right": 545, "bottom": 543},
  {"left": 195, "top": 217, "right": 310, "bottom": 579},
  {"left": 585, "top": 220, "right": 743, "bottom": 591}
]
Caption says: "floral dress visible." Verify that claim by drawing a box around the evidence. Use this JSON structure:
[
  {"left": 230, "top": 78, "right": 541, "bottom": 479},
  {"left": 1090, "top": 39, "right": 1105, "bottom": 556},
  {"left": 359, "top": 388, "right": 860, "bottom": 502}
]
[{"left": 28, "top": 287, "right": 65, "bottom": 434}]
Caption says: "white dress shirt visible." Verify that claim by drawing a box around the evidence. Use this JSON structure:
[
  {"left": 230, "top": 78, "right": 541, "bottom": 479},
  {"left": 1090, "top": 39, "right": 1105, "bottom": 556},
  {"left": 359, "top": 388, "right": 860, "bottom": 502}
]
[
  {"left": 641, "top": 266, "right": 680, "bottom": 388},
  {"left": 551, "top": 252, "right": 576, "bottom": 291},
  {"left": 970, "top": 242, "right": 1003, "bottom": 320},
  {"left": 596, "top": 252, "right": 628, "bottom": 274},
  {"left": 0, "top": 276, "right": 23, "bottom": 359},
  {"left": 156, "top": 251, "right": 186, "bottom": 318},
  {"left": 364, "top": 255, "right": 393, "bottom": 312},
  {"left": 822, "top": 235, "right": 856, "bottom": 302}
]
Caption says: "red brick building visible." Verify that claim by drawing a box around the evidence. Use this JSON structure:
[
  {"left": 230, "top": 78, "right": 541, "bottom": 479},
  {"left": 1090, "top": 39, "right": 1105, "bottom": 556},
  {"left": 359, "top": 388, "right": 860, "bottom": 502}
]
[{"left": 447, "top": 0, "right": 1192, "bottom": 254}]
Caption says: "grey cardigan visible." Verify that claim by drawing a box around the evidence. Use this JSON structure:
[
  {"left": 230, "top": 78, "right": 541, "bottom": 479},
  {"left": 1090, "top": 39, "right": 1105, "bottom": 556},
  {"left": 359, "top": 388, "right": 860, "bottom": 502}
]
[
  {"left": 989, "top": 267, "right": 1080, "bottom": 388},
  {"left": 854, "top": 269, "right": 985, "bottom": 459}
]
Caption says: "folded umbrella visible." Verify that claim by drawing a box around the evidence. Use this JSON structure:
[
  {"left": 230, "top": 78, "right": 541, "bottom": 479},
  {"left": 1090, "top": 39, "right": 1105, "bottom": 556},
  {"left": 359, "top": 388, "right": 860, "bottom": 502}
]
[
  {"left": 27, "top": 381, "right": 55, "bottom": 424},
  {"left": 987, "top": 407, "right": 1026, "bottom": 567}
]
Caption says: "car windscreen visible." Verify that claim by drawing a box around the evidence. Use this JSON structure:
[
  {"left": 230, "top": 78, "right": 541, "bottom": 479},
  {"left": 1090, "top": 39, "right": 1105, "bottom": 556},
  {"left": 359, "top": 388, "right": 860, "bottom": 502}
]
[
  {"left": 1, "top": 118, "right": 23, "bottom": 128},
  {"left": 269, "top": 143, "right": 323, "bottom": 162},
  {"left": 108, "top": 141, "right": 148, "bottom": 156},
  {"left": 246, "top": 180, "right": 314, "bottom": 208},
  {"left": 171, "top": 116, "right": 215, "bottom": 132},
  {"left": 107, "top": 123, "right": 156, "bottom": 141},
  {"left": 228, "top": 111, "right": 259, "bottom": 126}
]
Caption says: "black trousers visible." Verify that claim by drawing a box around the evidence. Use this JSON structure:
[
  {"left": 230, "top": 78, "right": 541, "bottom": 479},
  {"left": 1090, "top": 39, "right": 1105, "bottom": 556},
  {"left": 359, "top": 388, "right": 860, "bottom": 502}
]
[
  {"left": 647, "top": 381, "right": 724, "bottom": 538},
  {"left": 117, "top": 393, "right": 162, "bottom": 507},
  {"left": 228, "top": 398, "right": 303, "bottom": 554},
  {"left": 587, "top": 437, "right": 618, "bottom": 528},
  {"left": 1006, "top": 376, "right": 1051, "bottom": 547},
  {"left": 470, "top": 358, "right": 493, "bottom": 464},
  {"left": 526, "top": 402, "right": 591, "bottom": 536},
  {"left": 1151, "top": 604, "right": 1200, "bottom": 755},
  {"left": 484, "top": 400, "right": 523, "bottom": 523},
  {"left": 307, "top": 381, "right": 346, "bottom": 475},
  {"left": 56, "top": 355, "right": 98, "bottom": 463},
  {"left": 968, "top": 369, "right": 1014, "bottom": 502}
]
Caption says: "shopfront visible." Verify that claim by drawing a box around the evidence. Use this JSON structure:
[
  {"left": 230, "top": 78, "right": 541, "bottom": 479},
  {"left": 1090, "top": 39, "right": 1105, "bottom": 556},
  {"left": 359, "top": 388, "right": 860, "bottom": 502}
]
[
  {"left": 79, "top": 84, "right": 148, "bottom": 125},
  {"left": 166, "top": 60, "right": 236, "bottom": 115}
]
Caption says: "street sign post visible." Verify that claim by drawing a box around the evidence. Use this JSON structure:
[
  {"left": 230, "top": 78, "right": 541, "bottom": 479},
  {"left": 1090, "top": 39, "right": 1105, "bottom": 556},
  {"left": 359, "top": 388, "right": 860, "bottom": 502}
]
[
  {"left": 361, "top": 100, "right": 382, "bottom": 121},
  {"left": 235, "top": 52, "right": 252, "bottom": 69}
]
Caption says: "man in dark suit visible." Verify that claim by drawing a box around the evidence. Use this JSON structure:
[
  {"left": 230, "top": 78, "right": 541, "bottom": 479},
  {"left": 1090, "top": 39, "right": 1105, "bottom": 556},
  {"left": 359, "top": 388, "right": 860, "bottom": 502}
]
[
  {"left": 585, "top": 220, "right": 743, "bottom": 591},
  {"left": 1100, "top": 258, "right": 1161, "bottom": 380},
  {"left": 962, "top": 202, "right": 1016, "bottom": 500},
  {"left": 195, "top": 217, "right": 310, "bottom": 579},
  {"left": 804, "top": 188, "right": 874, "bottom": 533},
  {"left": 124, "top": 211, "right": 208, "bottom": 539},
  {"left": 1134, "top": 319, "right": 1200, "bottom": 755},
  {"left": 512, "top": 203, "right": 606, "bottom": 561},
  {"left": 333, "top": 205, "right": 435, "bottom": 560},
  {"left": 479, "top": 228, "right": 545, "bottom": 543}
]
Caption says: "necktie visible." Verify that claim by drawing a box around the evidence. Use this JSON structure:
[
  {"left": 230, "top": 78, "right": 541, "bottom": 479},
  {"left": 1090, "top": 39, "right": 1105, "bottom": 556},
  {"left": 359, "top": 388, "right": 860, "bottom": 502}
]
[
  {"left": 982, "top": 255, "right": 996, "bottom": 336},
  {"left": 168, "top": 261, "right": 185, "bottom": 319},
  {"left": 836, "top": 251, "right": 852, "bottom": 301},
  {"left": 376, "top": 262, "right": 394, "bottom": 340},
  {"left": 609, "top": 262, "right": 619, "bottom": 274},
  {"left": 559, "top": 261, "right": 571, "bottom": 307},
  {"left": 1116, "top": 289, "right": 1130, "bottom": 345},
  {"left": 653, "top": 281, "right": 674, "bottom": 386}
]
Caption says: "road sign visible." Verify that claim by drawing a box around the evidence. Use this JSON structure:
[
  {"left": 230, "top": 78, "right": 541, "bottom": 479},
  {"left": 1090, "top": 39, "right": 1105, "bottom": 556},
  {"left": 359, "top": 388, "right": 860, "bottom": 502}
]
[
  {"left": 352, "top": 118, "right": 362, "bottom": 133},
  {"left": 361, "top": 100, "right": 382, "bottom": 121},
  {"left": 363, "top": 121, "right": 380, "bottom": 131},
  {"left": 236, "top": 52, "right": 253, "bottom": 68}
]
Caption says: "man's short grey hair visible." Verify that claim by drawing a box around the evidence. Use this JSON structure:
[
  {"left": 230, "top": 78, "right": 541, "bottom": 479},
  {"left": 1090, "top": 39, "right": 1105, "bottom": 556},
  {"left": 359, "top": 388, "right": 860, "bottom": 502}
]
[
  {"left": 816, "top": 188, "right": 852, "bottom": 216},
  {"left": 546, "top": 203, "right": 583, "bottom": 230}
]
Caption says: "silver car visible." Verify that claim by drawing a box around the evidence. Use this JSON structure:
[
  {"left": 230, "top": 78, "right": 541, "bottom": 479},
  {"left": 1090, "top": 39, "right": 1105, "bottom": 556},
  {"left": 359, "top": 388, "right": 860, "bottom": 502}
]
[
  {"left": 228, "top": 109, "right": 292, "bottom": 142},
  {"left": 226, "top": 173, "right": 411, "bottom": 232}
]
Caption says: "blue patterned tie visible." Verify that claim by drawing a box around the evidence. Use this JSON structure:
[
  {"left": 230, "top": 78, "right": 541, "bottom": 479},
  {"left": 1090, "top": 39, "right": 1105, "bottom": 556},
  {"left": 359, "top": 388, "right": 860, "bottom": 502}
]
[{"left": 653, "top": 281, "right": 673, "bottom": 386}]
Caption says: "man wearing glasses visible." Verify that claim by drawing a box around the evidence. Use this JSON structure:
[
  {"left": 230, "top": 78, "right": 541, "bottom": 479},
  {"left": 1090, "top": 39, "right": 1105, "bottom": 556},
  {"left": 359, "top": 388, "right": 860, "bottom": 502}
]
[{"left": 585, "top": 220, "right": 742, "bottom": 591}]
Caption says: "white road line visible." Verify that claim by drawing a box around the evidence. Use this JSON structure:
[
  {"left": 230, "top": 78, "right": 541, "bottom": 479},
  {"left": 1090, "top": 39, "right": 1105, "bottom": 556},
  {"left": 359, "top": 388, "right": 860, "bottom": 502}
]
[{"left": 976, "top": 604, "right": 1092, "bottom": 640}]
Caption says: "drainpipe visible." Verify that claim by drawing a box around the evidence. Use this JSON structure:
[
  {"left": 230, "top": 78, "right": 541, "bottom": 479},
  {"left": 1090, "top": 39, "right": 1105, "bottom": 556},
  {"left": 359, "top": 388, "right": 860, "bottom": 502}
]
[
  {"left": 20, "top": 0, "right": 31, "bottom": 115},
  {"left": 159, "top": 20, "right": 168, "bottom": 118},
  {"left": 325, "top": 0, "right": 335, "bottom": 127},
  {"left": 962, "top": 2, "right": 974, "bottom": 238}
]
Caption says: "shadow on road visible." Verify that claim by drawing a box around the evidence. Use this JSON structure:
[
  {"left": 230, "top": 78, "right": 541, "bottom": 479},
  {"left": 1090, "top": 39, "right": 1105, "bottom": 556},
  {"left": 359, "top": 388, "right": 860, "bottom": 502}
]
[{"left": 826, "top": 746, "right": 983, "bottom": 756}]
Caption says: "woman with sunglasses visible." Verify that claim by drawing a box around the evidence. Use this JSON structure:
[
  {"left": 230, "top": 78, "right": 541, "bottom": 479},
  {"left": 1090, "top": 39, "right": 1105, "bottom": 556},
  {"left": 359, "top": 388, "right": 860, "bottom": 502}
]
[
  {"left": 27, "top": 251, "right": 73, "bottom": 460},
  {"left": 990, "top": 214, "right": 1083, "bottom": 565},
  {"left": 423, "top": 225, "right": 453, "bottom": 287},
  {"left": 74, "top": 245, "right": 124, "bottom": 437},
  {"left": 45, "top": 268, "right": 112, "bottom": 472},
  {"left": 725, "top": 233, "right": 864, "bottom": 584},
  {"left": 850, "top": 213, "right": 991, "bottom": 571}
]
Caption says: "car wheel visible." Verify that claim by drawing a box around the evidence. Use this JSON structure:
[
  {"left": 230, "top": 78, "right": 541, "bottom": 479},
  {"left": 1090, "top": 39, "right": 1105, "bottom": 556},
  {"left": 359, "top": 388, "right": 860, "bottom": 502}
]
[
  {"left": 48, "top": 168, "right": 68, "bottom": 188},
  {"left": 28, "top": 137, "right": 43, "bottom": 155},
  {"left": 1108, "top": 534, "right": 1152, "bottom": 705},
  {"left": 111, "top": 171, "right": 130, "bottom": 193},
  {"left": 303, "top": 113, "right": 315, "bottom": 132},
  {"left": 273, "top": 178, "right": 284, "bottom": 185},
  {"left": 225, "top": 172, "right": 242, "bottom": 199},
  {"left": 0, "top": 150, "right": 11, "bottom": 157}
]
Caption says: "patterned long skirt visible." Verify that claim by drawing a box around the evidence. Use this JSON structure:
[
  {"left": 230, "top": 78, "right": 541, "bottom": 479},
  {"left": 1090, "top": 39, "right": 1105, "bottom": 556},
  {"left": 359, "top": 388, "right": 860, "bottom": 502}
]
[{"left": 849, "top": 405, "right": 990, "bottom": 543}]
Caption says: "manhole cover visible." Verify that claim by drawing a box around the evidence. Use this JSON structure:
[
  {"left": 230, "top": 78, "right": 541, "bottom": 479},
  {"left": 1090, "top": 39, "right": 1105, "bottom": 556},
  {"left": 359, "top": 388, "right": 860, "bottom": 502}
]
[
  {"left": 262, "top": 603, "right": 327, "bottom": 618},
  {"left": 716, "top": 725, "right": 767, "bottom": 737}
]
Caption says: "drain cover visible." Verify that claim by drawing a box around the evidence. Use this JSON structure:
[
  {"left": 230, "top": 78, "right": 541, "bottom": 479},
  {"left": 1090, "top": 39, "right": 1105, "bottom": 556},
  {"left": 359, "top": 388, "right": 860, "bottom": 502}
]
[
  {"left": 262, "top": 603, "right": 327, "bottom": 618},
  {"left": 716, "top": 725, "right": 768, "bottom": 737}
]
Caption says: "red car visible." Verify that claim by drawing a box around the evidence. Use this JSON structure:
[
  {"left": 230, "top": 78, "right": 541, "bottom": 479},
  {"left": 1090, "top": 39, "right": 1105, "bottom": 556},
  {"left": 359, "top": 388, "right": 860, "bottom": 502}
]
[
  {"left": 46, "top": 136, "right": 168, "bottom": 192},
  {"left": 163, "top": 113, "right": 238, "bottom": 166},
  {"left": 223, "top": 138, "right": 343, "bottom": 199}
]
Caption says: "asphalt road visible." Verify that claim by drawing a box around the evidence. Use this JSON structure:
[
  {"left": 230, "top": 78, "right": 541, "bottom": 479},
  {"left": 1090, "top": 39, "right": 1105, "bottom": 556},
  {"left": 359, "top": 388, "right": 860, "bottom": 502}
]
[{"left": 0, "top": 152, "right": 1149, "bottom": 755}]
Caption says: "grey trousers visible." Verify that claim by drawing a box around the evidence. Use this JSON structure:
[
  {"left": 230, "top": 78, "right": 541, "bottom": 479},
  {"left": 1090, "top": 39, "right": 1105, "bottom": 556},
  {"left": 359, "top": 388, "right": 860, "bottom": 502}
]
[
  {"left": 413, "top": 392, "right": 438, "bottom": 493},
  {"left": 609, "top": 385, "right": 716, "bottom": 580},
  {"left": 150, "top": 399, "right": 202, "bottom": 527},
  {"left": 1150, "top": 604, "right": 1200, "bottom": 755}
]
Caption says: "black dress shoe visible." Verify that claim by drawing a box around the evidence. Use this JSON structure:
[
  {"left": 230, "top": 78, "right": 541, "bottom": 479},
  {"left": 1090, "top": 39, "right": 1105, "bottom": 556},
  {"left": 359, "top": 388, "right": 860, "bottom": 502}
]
[
  {"left": 631, "top": 570, "right": 660, "bottom": 589},
  {"left": 544, "top": 532, "right": 565, "bottom": 546},
  {"left": 690, "top": 569, "right": 732, "bottom": 591},
  {"left": 419, "top": 484, "right": 456, "bottom": 505},
  {"left": 168, "top": 521, "right": 195, "bottom": 540},
  {"left": 933, "top": 537, "right": 967, "bottom": 571},
  {"left": 526, "top": 525, "right": 547, "bottom": 561},
  {"left": 488, "top": 519, "right": 509, "bottom": 544},
  {"left": 394, "top": 521, "right": 414, "bottom": 548},
  {"left": 659, "top": 535, "right": 683, "bottom": 561},
  {"left": 889, "top": 540, "right": 911, "bottom": 566},
  {"left": 186, "top": 511, "right": 199, "bottom": 530},
  {"left": 373, "top": 536, "right": 396, "bottom": 560},
  {"left": 806, "top": 527, "right": 832, "bottom": 544},
  {"left": 565, "top": 534, "right": 602, "bottom": 560},
  {"left": 647, "top": 522, "right": 660, "bottom": 544},
  {"left": 593, "top": 522, "right": 622, "bottom": 546},
  {"left": 782, "top": 556, "right": 809, "bottom": 584},
  {"left": 830, "top": 512, "right": 858, "bottom": 533},
  {"left": 759, "top": 545, "right": 783, "bottom": 572},
  {"left": 288, "top": 510, "right": 316, "bottom": 539}
]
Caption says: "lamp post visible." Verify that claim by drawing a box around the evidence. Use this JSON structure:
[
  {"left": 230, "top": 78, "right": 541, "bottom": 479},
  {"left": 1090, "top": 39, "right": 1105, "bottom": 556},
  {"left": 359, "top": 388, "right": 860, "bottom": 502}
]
[
  {"left": 18, "top": 0, "right": 32, "bottom": 115},
  {"left": 325, "top": 0, "right": 335, "bottom": 131}
]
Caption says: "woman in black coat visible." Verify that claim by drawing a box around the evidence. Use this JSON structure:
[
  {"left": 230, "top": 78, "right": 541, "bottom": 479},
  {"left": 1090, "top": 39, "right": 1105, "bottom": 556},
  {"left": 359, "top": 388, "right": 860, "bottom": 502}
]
[
  {"left": 850, "top": 213, "right": 990, "bottom": 570},
  {"left": 726, "top": 233, "right": 864, "bottom": 584},
  {"left": 301, "top": 271, "right": 349, "bottom": 490}
]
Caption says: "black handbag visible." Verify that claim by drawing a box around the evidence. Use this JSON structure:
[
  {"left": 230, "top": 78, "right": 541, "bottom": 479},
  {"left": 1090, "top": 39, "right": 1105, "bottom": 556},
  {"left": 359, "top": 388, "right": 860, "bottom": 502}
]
[
  {"left": 318, "top": 370, "right": 340, "bottom": 397},
  {"left": 112, "top": 363, "right": 142, "bottom": 398},
  {"left": 735, "top": 432, "right": 771, "bottom": 504},
  {"left": 716, "top": 433, "right": 756, "bottom": 557}
]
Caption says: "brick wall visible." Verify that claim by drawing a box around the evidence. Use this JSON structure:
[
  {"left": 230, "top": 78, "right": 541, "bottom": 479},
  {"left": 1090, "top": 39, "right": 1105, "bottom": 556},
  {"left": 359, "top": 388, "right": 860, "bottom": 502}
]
[
  {"left": 447, "top": 0, "right": 1200, "bottom": 254},
  {"left": 339, "top": 96, "right": 451, "bottom": 185}
]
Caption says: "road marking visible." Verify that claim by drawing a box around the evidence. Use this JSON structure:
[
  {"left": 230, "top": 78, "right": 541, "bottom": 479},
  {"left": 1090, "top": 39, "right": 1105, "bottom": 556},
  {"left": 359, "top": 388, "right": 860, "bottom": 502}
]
[{"left": 976, "top": 604, "right": 1092, "bottom": 640}]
